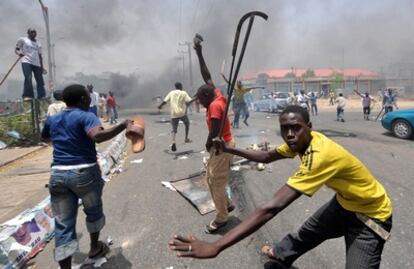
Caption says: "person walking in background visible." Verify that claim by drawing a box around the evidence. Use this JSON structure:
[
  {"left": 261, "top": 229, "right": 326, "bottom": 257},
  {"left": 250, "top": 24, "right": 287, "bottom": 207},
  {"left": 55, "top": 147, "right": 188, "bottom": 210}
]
[
  {"left": 98, "top": 93, "right": 107, "bottom": 120},
  {"left": 15, "top": 28, "right": 47, "bottom": 100},
  {"left": 87, "top": 84, "right": 99, "bottom": 116},
  {"left": 158, "top": 82, "right": 195, "bottom": 152},
  {"left": 106, "top": 91, "right": 119, "bottom": 124},
  {"left": 335, "top": 93, "right": 346, "bottom": 122},
  {"left": 354, "top": 89, "right": 374, "bottom": 120},
  {"left": 382, "top": 89, "right": 398, "bottom": 114},
  {"left": 329, "top": 90, "right": 336, "bottom": 106},
  {"left": 309, "top": 92, "right": 318, "bottom": 116},
  {"left": 47, "top": 90, "right": 66, "bottom": 117}
]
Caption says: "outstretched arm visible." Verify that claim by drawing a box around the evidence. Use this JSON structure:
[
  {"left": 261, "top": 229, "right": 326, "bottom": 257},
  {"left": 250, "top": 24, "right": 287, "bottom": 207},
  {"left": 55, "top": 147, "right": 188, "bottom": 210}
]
[
  {"left": 89, "top": 120, "right": 130, "bottom": 143},
  {"left": 194, "top": 42, "right": 214, "bottom": 87},
  {"left": 169, "top": 184, "right": 301, "bottom": 259},
  {"left": 213, "top": 138, "right": 287, "bottom": 163}
]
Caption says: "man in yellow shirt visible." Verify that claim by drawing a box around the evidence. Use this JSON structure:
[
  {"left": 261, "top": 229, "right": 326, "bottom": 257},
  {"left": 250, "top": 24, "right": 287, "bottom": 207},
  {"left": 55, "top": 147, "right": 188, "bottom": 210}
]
[
  {"left": 169, "top": 105, "right": 392, "bottom": 268},
  {"left": 159, "top": 82, "right": 195, "bottom": 152}
]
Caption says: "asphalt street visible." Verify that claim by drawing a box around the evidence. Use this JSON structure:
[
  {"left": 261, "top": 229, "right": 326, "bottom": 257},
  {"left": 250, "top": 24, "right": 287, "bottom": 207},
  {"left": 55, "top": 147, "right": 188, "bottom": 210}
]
[{"left": 32, "top": 108, "right": 414, "bottom": 269}]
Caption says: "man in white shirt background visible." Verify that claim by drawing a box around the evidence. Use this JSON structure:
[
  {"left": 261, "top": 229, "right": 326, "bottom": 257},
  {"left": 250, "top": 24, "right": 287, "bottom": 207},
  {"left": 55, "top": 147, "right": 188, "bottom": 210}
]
[
  {"left": 158, "top": 82, "right": 195, "bottom": 152},
  {"left": 15, "top": 28, "right": 47, "bottom": 100},
  {"left": 87, "top": 84, "right": 100, "bottom": 116}
]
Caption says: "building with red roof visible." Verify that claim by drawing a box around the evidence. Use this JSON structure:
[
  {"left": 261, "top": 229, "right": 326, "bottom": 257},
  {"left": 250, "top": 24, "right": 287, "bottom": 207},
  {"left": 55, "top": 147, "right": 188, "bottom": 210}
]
[{"left": 240, "top": 68, "right": 384, "bottom": 98}]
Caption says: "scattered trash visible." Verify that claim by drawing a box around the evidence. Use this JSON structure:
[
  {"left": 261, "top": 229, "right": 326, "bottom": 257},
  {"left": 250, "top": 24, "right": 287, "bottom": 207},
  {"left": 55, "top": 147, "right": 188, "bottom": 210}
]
[
  {"left": 158, "top": 133, "right": 168, "bottom": 137},
  {"left": 266, "top": 116, "right": 271, "bottom": 119},
  {"left": 231, "top": 165, "right": 241, "bottom": 171},
  {"left": 161, "top": 181, "right": 177, "bottom": 192},
  {"left": 7, "top": 130, "right": 21, "bottom": 139},
  {"left": 107, "top": 235, "right": 113, "bottom": 246},
  {"left": 257, "top": 163, "right": 265, "bottom": 171},
  {"left": 199, "top": 150, "right": 206, "bottom": 154},
  {"left": 130, "top": 158, "right": 143, "bottom": 164},
  {"left": 0, "top": 140, "right": 6, "bottom": 149},
  {"left": 177, "top": 155, "right": 188, "bottom": 160},
  {"left": 166, "top": 267, "right": 174, "bottom": 269}
]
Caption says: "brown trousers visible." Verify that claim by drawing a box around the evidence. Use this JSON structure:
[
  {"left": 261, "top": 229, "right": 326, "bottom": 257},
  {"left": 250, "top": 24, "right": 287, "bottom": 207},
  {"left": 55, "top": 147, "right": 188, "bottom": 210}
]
[{"left": 206, "top": 140, "right": 235, "bottom": 223}]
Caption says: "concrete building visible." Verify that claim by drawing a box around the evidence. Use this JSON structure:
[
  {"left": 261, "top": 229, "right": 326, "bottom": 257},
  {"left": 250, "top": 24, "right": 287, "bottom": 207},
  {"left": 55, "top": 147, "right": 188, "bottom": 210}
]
[{"left": 240, "top": 68, "right": 384, "bottom": 99}]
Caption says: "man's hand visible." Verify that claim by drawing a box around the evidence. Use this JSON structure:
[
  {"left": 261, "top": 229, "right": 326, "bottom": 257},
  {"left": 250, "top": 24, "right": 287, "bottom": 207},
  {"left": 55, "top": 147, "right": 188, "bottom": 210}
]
[
  {"left": 205, "top": 140, "right": 213, "bottom": 151},
  {"left": 42, "top": 68, "right": 47, "bottom": 75},
  {"left": 158, "top": 105, "right": 162, "bottom": 110},
  {"left": 123, "top": 119, "right": 132, "bottom": 128},
  {"left": 212, "top": 137, "right": 226, "bottom": 152},
  {"left": 169, "top": 234, "right": 219, "bottom": 259},
  {"left": 18, "top": 53, "right": 24, "bottom": 57}
]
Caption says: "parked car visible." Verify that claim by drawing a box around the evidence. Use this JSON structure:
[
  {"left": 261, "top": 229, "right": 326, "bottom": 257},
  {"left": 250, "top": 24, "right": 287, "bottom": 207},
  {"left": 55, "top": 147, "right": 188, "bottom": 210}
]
[
  {"left": 254, "top": 92, "right": 289, "bottom": 113},
  {"left": 381, "top": 108, "right": 414, "bottom": 139}
]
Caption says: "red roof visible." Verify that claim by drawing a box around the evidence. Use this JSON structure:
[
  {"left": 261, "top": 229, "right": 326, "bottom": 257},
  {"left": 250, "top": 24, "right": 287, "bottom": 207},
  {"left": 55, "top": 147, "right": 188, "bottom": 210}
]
[{"left": 240, "top": 68, "right": 378, "bottom": 80}]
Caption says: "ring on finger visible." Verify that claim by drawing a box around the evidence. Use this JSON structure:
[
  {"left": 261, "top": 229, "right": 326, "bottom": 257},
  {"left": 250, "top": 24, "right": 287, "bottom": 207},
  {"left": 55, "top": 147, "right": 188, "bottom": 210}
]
[{"left": 188, "top": 245, "right": 192, "bottom": 252}]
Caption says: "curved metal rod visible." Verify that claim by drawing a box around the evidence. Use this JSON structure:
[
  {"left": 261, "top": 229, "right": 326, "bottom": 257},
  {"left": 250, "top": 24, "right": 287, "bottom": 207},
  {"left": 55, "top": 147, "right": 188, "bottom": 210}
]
[{"left": 219, "top": 11, "right": 268, "bottom": 138}]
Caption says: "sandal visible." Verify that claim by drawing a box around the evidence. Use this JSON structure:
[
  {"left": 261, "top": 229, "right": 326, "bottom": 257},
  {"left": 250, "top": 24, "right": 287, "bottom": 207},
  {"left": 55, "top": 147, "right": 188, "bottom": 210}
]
[
  {"left": 88, "top": 241, "right": 110, "bottom": 259},
  {"left": 204, "top": 220, "right": 227, "bottom": 234}
]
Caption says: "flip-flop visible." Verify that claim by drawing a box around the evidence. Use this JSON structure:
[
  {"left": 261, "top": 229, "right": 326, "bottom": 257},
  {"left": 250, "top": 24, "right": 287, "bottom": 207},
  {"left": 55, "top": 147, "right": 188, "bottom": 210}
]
[
  {"left": 126, "top": 116, "right": 145, "bottom": 153},
  {"left": 88, "top": 241, "right": 110, "bottom": 259},
  {"left": 204, "top": 220, "right": 227, "bottom": 234}
]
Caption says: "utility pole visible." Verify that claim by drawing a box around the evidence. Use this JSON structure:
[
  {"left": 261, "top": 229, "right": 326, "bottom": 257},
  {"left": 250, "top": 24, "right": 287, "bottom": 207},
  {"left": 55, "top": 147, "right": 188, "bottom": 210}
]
[
  {"left": 179, "top": 41, "right": 193, "bottom": 93},
  {"left": 38, "top": 0, "right": 54, "bottom": 93},
  {"left": 177, "top": 50, "right": 186, "bottom": 83}
]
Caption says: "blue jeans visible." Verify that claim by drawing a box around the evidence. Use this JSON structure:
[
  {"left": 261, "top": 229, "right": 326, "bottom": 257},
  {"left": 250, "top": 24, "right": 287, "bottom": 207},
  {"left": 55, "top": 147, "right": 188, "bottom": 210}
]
[
  {"left": 110, "top": 107, "right": 118, "bottom": 124},
  {"left": 22, "top": 63, "right": 46, "bottom": 99},
  {"left": 49, "top": 165, "right": 105, "bottom": 261}
]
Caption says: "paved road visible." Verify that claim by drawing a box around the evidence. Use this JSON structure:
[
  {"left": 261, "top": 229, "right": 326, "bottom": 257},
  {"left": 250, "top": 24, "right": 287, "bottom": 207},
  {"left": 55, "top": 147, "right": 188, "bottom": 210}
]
[{"left": 32, "top": 109, "right": 414, "bottom": 269}]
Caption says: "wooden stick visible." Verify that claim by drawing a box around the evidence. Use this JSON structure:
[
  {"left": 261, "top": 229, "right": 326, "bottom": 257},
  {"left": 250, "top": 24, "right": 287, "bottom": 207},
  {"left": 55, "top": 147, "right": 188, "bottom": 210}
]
[{"left": 0, "top": 56, "right": 21, "bottom": 88}]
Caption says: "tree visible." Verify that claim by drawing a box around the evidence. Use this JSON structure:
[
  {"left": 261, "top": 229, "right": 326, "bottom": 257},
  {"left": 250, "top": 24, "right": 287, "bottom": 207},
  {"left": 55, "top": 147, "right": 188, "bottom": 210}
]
[
  {"left": 302, "top": 69, "right": 315, "bottom": 78},
  {"left": 330, "top": 72, "right": 344, "bottom": 92}
]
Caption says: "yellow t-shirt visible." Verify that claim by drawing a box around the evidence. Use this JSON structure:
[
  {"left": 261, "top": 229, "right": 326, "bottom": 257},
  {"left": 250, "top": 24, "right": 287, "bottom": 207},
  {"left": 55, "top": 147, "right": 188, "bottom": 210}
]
[
  {"left": 233, "top": 85, "right": 251, "bottom": 102},
  {"left": 163, "top": 89, "right": 192, "bottom": 118},
  {"left": 276, "top": 131, "right": 392, "bottom": 221}
]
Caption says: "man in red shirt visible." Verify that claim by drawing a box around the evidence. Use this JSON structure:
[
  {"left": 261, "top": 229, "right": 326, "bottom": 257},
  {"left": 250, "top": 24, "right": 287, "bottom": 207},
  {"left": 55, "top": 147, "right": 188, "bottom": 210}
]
[
  {"left": 193, "top": 37, "right": 235, "bottom": 233},
  {"left": 106, "top": 91, "right": 119, "bottom": 124}
]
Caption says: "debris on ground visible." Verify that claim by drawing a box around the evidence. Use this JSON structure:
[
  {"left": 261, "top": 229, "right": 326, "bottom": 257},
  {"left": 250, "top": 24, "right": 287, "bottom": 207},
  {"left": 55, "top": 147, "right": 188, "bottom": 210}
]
[
  {"left": 161, "top": 181, "right": 177, "bottom": 192},
  {"left": 0, "top": 140, "right": 6, "bottom": 149},
  {"left": 7, "top": 130, "right": 21, "bottom": 139},
  {"left": 130, "top": 158, "right": 143, "bottom": 164}
]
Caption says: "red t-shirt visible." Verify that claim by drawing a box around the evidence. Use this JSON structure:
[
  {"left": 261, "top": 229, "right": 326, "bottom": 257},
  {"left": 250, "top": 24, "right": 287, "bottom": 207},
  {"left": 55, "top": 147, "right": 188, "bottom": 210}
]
[
  {"left": 206, "top": 89, "right": 233, "bottom": 142},
  {"left": 106, "top": 96, "right": 116, "bottom": 108}
]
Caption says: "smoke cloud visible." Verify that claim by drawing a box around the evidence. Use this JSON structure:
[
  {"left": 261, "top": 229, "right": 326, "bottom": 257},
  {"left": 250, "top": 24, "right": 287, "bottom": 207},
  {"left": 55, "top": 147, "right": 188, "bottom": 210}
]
[{"left": 0, "top": 0, "right": 413, "bottom": 105}]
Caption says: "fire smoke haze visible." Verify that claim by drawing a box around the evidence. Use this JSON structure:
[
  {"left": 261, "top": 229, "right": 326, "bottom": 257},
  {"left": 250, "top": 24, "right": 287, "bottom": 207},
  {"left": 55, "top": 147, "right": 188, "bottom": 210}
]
[{"left": 1, "top": 0, "right": 413, "bottom": 104}]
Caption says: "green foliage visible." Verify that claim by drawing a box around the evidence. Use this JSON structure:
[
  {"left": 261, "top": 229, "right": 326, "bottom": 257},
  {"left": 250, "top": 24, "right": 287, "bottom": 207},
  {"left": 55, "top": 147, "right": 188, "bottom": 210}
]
[
  {"left": 302, "top": 69, "right": 316, "bottom": 78},
  {"left": 0, "top": 101, "right": 48, "bottom": 146},
  {"left": 330, "top": 72, "right": 344, "bottom": 91}
]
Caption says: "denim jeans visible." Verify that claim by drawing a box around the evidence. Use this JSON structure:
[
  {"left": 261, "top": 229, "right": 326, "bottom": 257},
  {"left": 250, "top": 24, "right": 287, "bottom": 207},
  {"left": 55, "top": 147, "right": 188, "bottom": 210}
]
[
  {"left": 22, "top": 63, "right": 46, "bottom": 99},
  {"left": 49, "top": 165, "right": 105, "bottom": 261},
  {"left": 110, "top": 107, "right": 118, "bottom": 124},
  {"left": 233, "top": 101, "right": 248, "bottom": 128},
  {"left": 273, "top": 196, "right": 392, "bottom": 268}
]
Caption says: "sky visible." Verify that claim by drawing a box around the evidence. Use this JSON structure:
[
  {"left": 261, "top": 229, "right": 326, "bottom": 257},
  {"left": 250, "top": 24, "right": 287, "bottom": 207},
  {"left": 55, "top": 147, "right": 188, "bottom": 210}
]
[{"left": 1, "top": 0, "right": 414, "bottom": 102}]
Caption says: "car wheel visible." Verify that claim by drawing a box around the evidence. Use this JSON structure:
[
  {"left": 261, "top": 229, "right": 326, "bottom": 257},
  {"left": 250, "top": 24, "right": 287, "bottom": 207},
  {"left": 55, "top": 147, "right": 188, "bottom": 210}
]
[{"left": 392, "top": 119, "right": 412, "bottom": 139}]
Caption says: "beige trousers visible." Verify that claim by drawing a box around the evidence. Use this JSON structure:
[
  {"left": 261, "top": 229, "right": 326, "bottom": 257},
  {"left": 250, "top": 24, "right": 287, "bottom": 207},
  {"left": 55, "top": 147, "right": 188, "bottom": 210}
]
[{"left": 207, "top": 140, "right": 235, "bottom": 223}]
